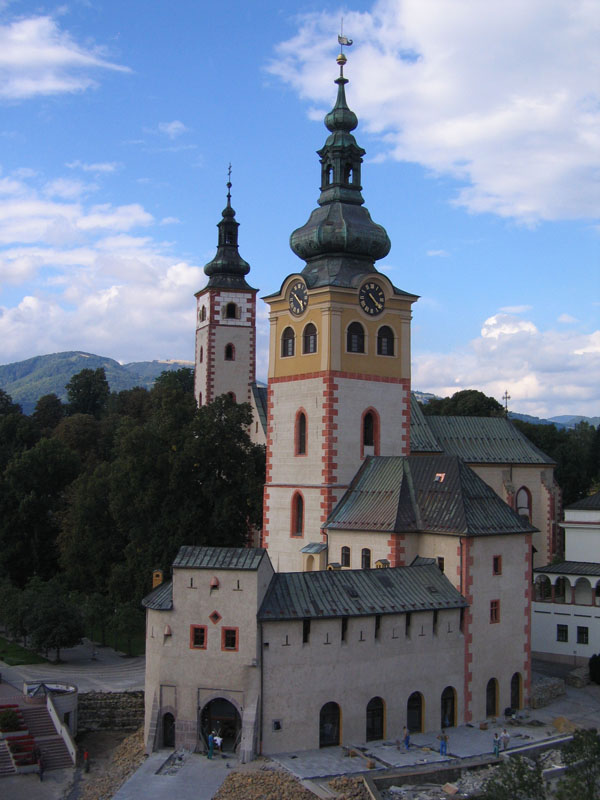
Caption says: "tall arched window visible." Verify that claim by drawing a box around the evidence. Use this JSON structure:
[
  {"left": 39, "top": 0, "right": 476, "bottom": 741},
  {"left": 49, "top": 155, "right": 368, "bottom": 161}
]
[
  {"left": 227, "top": 392, "right": 236, "bottom": 402},
  {"left": 361, "top": 548, "right": 371, "bottom": 569},
  {"left": 291, "top": 493, "right": 304, "bottom": 537},
  {"left": 347, "top": 322, "right": 365, "bottom": 353},
  {"left": 200, "top": 306, "right": 206, "bottom": 321},
  {"left": 366, "top": 696, "right": 384, "bottom": 741},
  {"left": 361, "top": 408, "right": 380, "bottom": 457},
  {"left": 281, "top": 326, "right": 295, "bottom": 357},
  {"left": 224, "top": 343, "right": 235, "bottom": 361},
  {"left": 295, "top": 411, "right": 307, "bottom": 455},
  {"left": 377, "top": 325, "right": 394, "bottom": 356},
  {"left": 303, "top": 323, "right": 317, "bottom": 354},
  {"left": 225, "top": 302, "right": 237, "bottom": 319},
  {"left": 486, "top": 678, "right": 498, "bottom": 717},
  {"left": 199, "top": 346, "right": 203, "bottom": 363},
  {"left": 341, "top": 546, "right": 350, "bottom": 568},
  {"left": 516, "top": 487, "right": 532, "bottom": 521}
]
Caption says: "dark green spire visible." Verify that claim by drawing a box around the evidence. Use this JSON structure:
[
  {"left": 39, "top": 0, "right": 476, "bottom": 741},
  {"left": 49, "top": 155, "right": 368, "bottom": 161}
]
[
  {"left": 290, "top": 52, "right": 391, "bottom": 288},
  {"left": 204, "top": 169, "right": 254, "bottom": 290}
]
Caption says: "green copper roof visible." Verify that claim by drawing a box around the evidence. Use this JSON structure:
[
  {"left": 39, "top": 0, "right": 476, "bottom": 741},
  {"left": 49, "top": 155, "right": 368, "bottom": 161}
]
[
  {"left": 410, "top": 395, "right": 444, "bottom": 453},
  {"left": 289, "top": 54, "right": 391, "bottom": 288},
  {"left": 326, "top": 454, "right": 537, "bottom": 537},
  {"left": 142, "top": 580, "right": 173, "bottom": 610},
  {"left": 258, "top": 562, "right": 467, "bottom": 622}
]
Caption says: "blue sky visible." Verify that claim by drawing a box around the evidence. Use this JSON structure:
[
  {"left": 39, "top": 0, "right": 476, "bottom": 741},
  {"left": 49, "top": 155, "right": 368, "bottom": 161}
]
[{"left": 0, "top": 0, "right": 598, "bottom": 418}]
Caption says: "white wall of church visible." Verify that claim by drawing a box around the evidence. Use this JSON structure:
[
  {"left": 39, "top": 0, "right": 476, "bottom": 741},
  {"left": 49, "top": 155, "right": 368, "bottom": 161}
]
[{"left": 261, "top": 609, "right": 464, "bottom": 753}]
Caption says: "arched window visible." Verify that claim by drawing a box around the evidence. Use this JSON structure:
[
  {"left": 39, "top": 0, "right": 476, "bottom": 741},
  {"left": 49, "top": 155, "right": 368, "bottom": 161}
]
[
  {"left": 198, "top": 392, "right": 202, "bottom": 406},
  {"left": 227, "top": 392, "right": 236, "bottom": 402},
  {"left": 511, "top": 672, "right": 522, "bottom": 710},
  {"left": 347, "top": 322, "right": 365, "bottom": 353},
  {"left": 319, "top": 702, "right": 340, "bottom": 747},
  {"left": 341, "top": 546, "right": 350, "bottom": 568},
  {"left": 200, "top": 306, "right": 206, "bottom": 321},
  {"left": 326, "top": 165, "right": 333, "bottom": 185},
  {"left": 295, "top": 411, "right": 307, "bottom": 455},
  {"left": 441, "top": 686, "right": 456, "bottom": 728},
  {"left": 366, "top": 697, "right": 384, "bottom": 741},
  {"left": 225, "top": 302, "right": 237, "bottom": 319},
  {"left": 361, "top": 548, "right": 371, "bottom": 569},
  {"left": 199, "top": 346, "right": 203, "bottom": 364},
  {"left": 291, "top": 493, "right": 304, "bottom": 537},
  {"left": 361, "top": 408, "right": 380, "bottom": 457},
  {"left": 377, "top": 325, "right": 394, "bottom": 356},
  {"left": 224, "top": 343, "right": 235, "bottom": 361},
  {"left": 486, "top": 678, "right": 498, "bottom": 717},
  {"left": 303, "top": 323, "right": 317, "bottom": 354},
  {"left": 516, "top": 487, "right": 532, "bottom": 521},
  {"left": 281, "top": 326, "right": 295, "bottom": 357},
  {"left": 407, "top": 692, "right": 423, "bottom": 733}
]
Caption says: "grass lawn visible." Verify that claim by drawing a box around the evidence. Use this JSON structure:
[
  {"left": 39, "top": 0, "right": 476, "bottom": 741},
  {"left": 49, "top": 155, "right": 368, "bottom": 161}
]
[{"left": 0, "top": 635, "right": 48, "bottom": 666}]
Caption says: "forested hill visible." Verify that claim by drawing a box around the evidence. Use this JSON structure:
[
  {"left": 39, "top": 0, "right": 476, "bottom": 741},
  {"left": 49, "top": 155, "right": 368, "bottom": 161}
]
[{"left": 0, "top": 352, "right": 193, "bottom": 414}]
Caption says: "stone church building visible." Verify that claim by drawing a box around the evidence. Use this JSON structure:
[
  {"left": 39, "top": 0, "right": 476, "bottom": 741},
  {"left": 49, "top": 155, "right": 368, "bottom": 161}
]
[{"left": 143, "top": 50, "right": 558, "bottom": 759}]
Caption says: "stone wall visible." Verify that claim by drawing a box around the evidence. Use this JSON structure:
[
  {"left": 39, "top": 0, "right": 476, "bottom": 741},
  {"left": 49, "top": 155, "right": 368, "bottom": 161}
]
[
  {"left": 78, "top": 691, "right": 144, "bottom": 732},
  {"left": 530, "top": 676, "right": 565, "bottom": 709}
]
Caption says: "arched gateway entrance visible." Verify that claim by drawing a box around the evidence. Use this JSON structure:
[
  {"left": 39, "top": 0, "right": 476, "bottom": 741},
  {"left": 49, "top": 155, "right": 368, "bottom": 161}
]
[{"left": 199, "top": 698, "right": 241, "bottom": 752}]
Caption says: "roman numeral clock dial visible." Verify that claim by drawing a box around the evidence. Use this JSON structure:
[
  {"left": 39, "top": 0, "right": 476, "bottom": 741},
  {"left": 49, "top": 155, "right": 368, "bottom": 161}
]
[
  {"left": 359, "top": 281, "right": 385, "bottom": 315},
  {"left": 288, "top": 280, "right": 308, "bottom": 316}
]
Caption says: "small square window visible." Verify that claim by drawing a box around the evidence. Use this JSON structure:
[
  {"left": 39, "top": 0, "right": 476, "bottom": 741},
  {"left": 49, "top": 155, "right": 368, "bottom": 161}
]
[
  {"left": 490, "top": 599, "right": 500, "bottom": 624},
  {"left": 272, "top": 720, "right": 282, "bottom": 731},
  {"left": 556, "top": 624, "right": 568, "bottom": 642},
  {"left": 222, "top": 627, "right": 239, "bottom": 651},
  {"left": 577, "top": 626, "right": 589, "bottom": 645},
  {"left": 190, "top": 625, "right": 207, "bottom": 649},
  {"left": 493, "top": 555, "right": 502, "bottom": 575}
]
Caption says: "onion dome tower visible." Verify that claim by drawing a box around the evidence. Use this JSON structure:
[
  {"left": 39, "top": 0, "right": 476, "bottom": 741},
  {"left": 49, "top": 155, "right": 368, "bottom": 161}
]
[
  {"left": 290, "top": 51, "right": 391, "bottom": 287},
  {"left": 262, "top": 45, "right": 418, "bottom": 574},
  {"left": 194, "top": 172, "right": 257, "bottom": 407}
]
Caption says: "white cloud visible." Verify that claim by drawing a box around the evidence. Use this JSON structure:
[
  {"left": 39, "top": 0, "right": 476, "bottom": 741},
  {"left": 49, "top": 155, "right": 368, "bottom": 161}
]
[
  {"left": 43, "top": 178, "right": 93, "bottom": 200},
  {"left": 270, "top": 0, "right": 600, "bottom": 223},
  {"left": 426, "top": 249, "right": 448, "bottom": 257},
  {"left": 558, "top": 313, "right": 578, "bottom": 324},
  {"left": 66, "top": 160, "right": 121, "bottom": 173},
  {"left": 413, "top": 312, "right": 600, "bottom": 417},
  {"left": 500, "top": 305, "right": 532, "bottom": 314},
  {"left": 0, "top": 171, "right": 203, "bottom": 363},
  {"left": 157, "top": 120, "right": 189, "bottom": 139},
  {"left": 0, "top": 15, "right": 130, "bottom": 100}
]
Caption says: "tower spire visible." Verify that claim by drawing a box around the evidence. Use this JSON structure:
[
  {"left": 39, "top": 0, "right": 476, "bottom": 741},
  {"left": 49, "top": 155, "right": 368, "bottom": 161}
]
[
  {"left": 289, "top": 39, "right": 391, "bottom": 287},
  {"left": 203, "top": 165, "right": 254, "bottom": 290}
]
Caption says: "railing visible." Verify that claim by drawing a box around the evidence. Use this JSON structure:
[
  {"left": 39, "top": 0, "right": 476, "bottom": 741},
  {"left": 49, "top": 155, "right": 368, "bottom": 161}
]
[{"left": 46, "top": 695, "right": 77, "bottom": 765}]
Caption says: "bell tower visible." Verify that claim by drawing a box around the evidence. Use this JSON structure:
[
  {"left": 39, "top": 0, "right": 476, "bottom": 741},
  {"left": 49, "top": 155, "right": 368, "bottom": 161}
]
[
  {"left": 194, "top": 172, "right": 257, "bottom": 407},
  {"left": 262, "top": 49, "right": 418, "bottom": 572}
]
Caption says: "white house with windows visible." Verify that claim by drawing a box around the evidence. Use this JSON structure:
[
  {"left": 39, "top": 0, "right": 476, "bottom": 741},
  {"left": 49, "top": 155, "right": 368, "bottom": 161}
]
[{"left": 532, "top": 490, "right": 600, "bottom": 664}]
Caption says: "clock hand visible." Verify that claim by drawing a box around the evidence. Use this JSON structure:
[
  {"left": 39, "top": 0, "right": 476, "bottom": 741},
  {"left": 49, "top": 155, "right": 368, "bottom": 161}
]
[{"left": 368, "top": 292, "right": 382, "bottom": 309}]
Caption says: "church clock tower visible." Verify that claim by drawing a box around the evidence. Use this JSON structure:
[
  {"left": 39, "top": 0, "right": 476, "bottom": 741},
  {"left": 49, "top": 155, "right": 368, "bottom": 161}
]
[
  {"left": 262, "top": 51, "right": 418, "bottom": 572},
  {"left": 194, "top": 176, "right": 257, "bottom": 407}
]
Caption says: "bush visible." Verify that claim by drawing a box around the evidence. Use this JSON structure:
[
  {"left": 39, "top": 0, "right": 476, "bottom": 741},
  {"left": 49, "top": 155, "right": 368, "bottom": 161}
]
[
  {"left": 0, "top": 709, "right": 21, "bottom": 732},
  {"left": 589, "top": 653, "right": 600, "bottom": 684}
]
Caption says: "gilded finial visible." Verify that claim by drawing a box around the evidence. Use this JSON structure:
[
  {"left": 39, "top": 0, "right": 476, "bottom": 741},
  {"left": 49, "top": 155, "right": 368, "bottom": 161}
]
[{"left": 337, "top": 19, "right": 353, "bottom": 76}]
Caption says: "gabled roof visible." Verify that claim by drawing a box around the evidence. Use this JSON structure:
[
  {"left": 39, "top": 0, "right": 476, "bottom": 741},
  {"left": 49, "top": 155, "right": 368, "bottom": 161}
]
[
  {"left": 173, "top": 546, "right": 266, "bottom": 571},
  {"left": 326, "top": 454, "right": 537, "bottom": 537},
  {"left": 411, "top": 409, "right": 554, "bottom": 465},
  {"left": 566, "top": 491, "right": 600, "bottom": 511},
  {"left": 142, "top": 580, "right": 173, "bottom": 610},
  {"left": 410, "top": 395, "right": 443, "bottom": 453},
  {"left": 258, "top": 562, "right": 467, "bottom": 622}
]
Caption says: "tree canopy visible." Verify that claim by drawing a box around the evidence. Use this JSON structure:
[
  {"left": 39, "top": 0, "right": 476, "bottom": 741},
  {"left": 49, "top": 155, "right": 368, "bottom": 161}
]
[{"left": 421, "top": 389, "right": 505, "bottom": 417}]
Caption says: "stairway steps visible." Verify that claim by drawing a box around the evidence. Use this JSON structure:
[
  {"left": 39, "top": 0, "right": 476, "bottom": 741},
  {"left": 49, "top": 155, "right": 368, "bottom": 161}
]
[
  {"left": 38, "top": 738, "right": 73, "bottom": 770},
  {"left": 0, "top": 741, "right": 16, "bottom": 776},
  {"left": 20, "top": 707, "right": 57, "bottom": 737}
]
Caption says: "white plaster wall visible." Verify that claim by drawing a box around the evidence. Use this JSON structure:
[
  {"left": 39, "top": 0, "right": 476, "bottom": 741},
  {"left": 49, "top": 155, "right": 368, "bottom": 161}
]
[
  {"left": 212, "top": 325, "right": 253, "bottom": 404},
  {"left": 467, "top": 535, "right": 529, "bottom": 719},
  {"left": 261, "top": 609, "right": 464, "bottom": 753},
  {"left": 532, "top": 602, "right": 600, "bottom": 663},
  {"left": 564, "top": 511, "right": 600, "bottom": 562}
]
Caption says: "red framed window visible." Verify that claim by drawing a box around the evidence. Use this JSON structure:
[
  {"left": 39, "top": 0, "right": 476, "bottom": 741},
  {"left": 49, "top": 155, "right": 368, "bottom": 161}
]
[
  {"left": 295, "top": 410, "right": 307, "bottom": 456},
  {"left": 221, "top": 627, "right": 239, "bottom": 652},
  {"left": 490, "top": 600, "right": 500, "bottom": 624},
  {"left": 190, "top": 625, "right": 207, "bottom": 649},
  {"left": 291, "top": 492, "right": 304, "bottom": 537},
  {"left": 493, "top": 555, "right": 502, "bottom": 575}
]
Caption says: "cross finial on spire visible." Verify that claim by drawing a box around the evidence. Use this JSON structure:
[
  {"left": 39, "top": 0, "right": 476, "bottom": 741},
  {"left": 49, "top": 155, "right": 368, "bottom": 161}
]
[
  {"left": 226, "top": 163, "right": 232, "bottom": 207},
  {"left": 502, "top": 390, "right": 511, "bottom": 415}
]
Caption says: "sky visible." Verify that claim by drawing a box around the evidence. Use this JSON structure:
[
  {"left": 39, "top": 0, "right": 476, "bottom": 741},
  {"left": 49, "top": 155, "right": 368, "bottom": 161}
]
[{"left": 0, "top": 0, "right": 598, "bottom": 419}]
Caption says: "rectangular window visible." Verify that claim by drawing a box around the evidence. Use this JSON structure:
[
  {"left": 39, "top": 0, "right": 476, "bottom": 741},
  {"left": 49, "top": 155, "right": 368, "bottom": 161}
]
[
  {"left": 405, "top": 612, "right": 411, "bottom": 637},
  {"left": 437, "top": 556, "right": 445, "bottom": 573},
  {"left": 190, "top": 625, "right": 207, "bottom": 649},
  {"left": 221, "top": 627, "right": 239, "bottom": 652},
  {"left": 341, "top": 617, "right": 348, "bottom": 642},
  {"left": 302, "top": 618, "right": 311, "bottom": 644},
  {"left": 577, "top": 626, "right": 589, "bottom": 645},
  {"left": 375, "top": 615, "right": 381, "bottom": 640},
  {"left": 490, "top": 599, "right": 500, "bottom": 624},
  {"left": 493, "top": 555, "right": 502, "bottom": 575},
  {"left": 556, "top": 624, "right": 568, "bottom": 642}
]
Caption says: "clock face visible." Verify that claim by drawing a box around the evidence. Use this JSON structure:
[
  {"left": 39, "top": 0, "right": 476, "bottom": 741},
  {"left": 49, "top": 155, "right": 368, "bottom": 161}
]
[
  {"left": 288, "top": 280, "right": 308, "bottom": 316},
  {"left": 359, "top": 281, "right": 385, "bottom": 316}
]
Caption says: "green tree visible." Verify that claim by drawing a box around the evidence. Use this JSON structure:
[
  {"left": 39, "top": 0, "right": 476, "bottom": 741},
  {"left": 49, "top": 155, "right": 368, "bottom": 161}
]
[
  {"left": 0, "top": 389, "right": 21, "bottom": 416},
  {"left": 422, "top": 389, "right": 505, "bottom": 417},
  {"left": 81, "top": 592, "right": 114, "bottom": 647},
  {"left": 52, "top": 413, "right": 102, "bottom": 465},
  {"left": 23, "top": 577, "right": 83, "bottom": 661},
  {"left": 111, "top": 600, "right": 144, "bottom": 656},
  {"left": 482, "top": 754, "right": 547, "bottom": 800},
  {"left": 153, "top": 367, "right": 194, "bottom": 395},
  {"left": 556, "top": 728, "right": 600, "bottom": 800},
  {"left": 65, "top": 367, "right": 110, "bottom": 418},
  {"left": 33, "top": 393, "right": 65, "bottom": 433}
]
